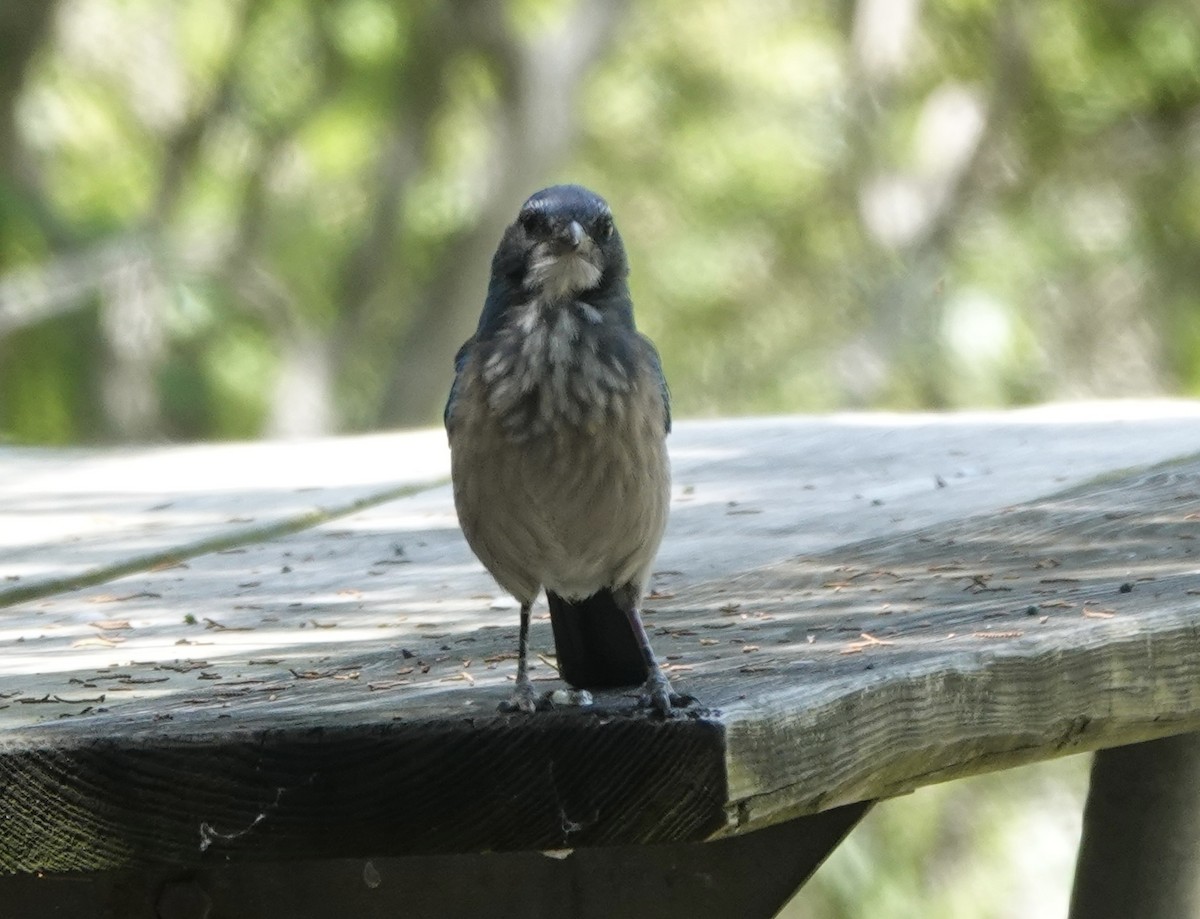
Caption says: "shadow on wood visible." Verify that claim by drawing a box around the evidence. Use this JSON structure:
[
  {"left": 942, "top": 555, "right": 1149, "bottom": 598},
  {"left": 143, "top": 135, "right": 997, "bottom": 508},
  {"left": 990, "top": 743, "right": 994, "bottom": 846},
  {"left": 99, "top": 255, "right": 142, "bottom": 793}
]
[{"left": 0, "top": 802, "right": 869, "bottom": 919}]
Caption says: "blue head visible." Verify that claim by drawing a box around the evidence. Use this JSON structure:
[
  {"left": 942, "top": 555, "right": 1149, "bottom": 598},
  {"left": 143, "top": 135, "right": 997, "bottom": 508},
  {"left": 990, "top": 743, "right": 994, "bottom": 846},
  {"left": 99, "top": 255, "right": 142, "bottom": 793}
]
[{"left": 476, "top": 185, "right": 632, "bottom": 340}]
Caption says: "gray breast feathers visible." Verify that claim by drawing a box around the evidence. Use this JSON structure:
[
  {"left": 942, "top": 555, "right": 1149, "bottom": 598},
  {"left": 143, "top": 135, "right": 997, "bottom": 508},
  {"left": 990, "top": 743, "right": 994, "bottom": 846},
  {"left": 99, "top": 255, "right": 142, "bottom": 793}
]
[
  {"left": 478, "top": 301, "right": 635, "bottom": 439},
  {"left": 450, "top": 330, "right": 670, "bottom": 603}
]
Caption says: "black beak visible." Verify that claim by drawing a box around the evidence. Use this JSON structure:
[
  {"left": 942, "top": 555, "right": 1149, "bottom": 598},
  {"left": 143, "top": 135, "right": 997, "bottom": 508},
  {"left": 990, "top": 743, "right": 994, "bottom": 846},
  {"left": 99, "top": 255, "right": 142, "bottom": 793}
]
[{"left": 560, "top": 220, "right": 585, "bottom": 250}]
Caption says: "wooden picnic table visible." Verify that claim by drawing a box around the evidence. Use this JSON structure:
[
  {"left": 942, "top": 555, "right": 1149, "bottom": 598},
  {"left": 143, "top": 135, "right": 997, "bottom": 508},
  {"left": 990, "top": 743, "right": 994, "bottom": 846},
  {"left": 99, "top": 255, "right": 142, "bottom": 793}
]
[{"left": 2, "top": 401, "right": 1200, "bottom": 918}]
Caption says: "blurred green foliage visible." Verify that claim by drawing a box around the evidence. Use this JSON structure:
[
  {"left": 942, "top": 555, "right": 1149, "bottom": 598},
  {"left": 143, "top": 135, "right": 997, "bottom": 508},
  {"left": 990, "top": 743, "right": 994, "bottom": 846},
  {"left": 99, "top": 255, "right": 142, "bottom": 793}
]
[
  {"left": 2, "top": 0, "right": 1199, "bottom": 444},
  {"left": 785, "top": 756, "right": 1090, "bottom": 918}
]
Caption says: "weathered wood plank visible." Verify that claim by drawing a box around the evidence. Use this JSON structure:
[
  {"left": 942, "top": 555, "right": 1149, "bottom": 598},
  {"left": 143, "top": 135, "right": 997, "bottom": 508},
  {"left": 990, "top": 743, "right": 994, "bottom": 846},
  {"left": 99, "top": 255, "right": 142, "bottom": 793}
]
[
  {"left": 715, "top": 460, "right": 1200, "bottom": 830},
  {"left": 0, "top": 715, "right": 727, "bottom": 873},
  {"left": 2, "top": 403, "right": 1200, "bottom": 873},
  {"left": 0, "top": 430, "right": 449, "bottom": 606}
]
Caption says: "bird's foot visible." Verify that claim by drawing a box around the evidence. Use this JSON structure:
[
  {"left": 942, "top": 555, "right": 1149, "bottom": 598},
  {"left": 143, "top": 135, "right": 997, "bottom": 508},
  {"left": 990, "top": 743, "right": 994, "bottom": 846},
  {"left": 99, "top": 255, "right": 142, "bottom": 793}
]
[
  {"left": 635, "top": 669, "right": 696, "bottom": 717},
  {"left": 498, "top": 676, "right": 539, "bottom": 714}
]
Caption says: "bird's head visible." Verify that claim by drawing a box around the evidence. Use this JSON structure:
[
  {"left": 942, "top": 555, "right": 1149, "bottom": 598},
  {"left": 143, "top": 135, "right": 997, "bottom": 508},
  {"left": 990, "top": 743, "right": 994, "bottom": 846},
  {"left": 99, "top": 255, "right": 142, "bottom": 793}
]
[{"left": 513, "top": 185, "right": 627, "bottom": 303}]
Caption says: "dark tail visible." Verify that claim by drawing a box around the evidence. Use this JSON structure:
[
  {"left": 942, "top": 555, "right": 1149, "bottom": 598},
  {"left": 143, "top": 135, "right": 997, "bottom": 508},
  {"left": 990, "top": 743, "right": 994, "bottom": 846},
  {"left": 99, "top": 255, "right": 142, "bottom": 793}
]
[{"left": 547, "top": 588, "right": 649, "bottom": 689}]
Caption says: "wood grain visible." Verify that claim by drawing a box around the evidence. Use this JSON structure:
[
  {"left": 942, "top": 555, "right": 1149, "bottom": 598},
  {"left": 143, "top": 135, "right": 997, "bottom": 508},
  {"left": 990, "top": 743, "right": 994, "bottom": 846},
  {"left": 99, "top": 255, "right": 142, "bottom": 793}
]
[
  {"left": 716, "top": 461, "right": 1200, "bottom": 830},
  {"left": 0, "top": 714, "right": 726, "bottom": 872}
]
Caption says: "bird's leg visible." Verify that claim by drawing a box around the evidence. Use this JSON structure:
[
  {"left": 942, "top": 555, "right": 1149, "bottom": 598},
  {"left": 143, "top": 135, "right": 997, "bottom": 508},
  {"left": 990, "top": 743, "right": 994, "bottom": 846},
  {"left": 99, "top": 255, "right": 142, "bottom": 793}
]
[
  {"left": 499, "top": 602, "right": 538, "bottom": 713},
  {"left": 624, "top": 603, "right": 693, "bottom": 716}
]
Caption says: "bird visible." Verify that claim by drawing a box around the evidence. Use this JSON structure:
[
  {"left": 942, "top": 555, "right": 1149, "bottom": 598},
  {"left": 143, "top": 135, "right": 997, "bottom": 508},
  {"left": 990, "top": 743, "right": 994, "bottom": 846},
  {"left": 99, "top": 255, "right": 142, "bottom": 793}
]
[{"left": 444, "top": 184, "right": 688, "bottom": 716}]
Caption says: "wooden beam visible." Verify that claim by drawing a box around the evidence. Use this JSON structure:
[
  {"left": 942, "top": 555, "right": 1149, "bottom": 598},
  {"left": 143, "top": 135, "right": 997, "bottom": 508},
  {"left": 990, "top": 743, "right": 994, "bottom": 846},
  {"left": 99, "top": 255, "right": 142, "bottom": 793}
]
[
  {"left": 0, "top": 715, "right": 729, "bottom": 873},
  {"left": 0, "top": 803, "right": 869, "bottom": 919},
  {"left": 1069, "top": 732, "right": 1200, "bottom": 919}
]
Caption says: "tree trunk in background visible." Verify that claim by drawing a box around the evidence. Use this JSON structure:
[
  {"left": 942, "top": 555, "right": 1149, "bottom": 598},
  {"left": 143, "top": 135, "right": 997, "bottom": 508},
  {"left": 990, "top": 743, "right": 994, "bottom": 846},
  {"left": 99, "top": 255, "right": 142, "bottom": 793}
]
[
  {"left": 100, "top": 253, "right": 167, "bottom": 441},
  {"left": 0, "top": 2, "right": 59, "bottom": 205},
  {"left": 267, "top": 328, "right": 335, "bottom": 440},
  {"left": 377, "top": 0, "right": 628, "bottom": 428}
]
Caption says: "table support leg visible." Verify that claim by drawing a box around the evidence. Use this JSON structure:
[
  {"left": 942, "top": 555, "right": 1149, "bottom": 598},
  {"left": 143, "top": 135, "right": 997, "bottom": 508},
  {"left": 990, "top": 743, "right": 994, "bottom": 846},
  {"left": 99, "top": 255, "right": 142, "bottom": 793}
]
[{"left": 1069, "top": 732, "right": 1200, "bottom": 919}]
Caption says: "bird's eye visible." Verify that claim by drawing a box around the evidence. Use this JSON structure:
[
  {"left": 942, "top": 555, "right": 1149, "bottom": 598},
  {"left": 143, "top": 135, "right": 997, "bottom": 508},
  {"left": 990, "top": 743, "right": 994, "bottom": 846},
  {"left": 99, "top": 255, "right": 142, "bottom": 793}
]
[
  {"left": 595, "top": 215, "right": 614, "bottom": 241},
  {"left": 519, "top": 209, "right": 546, "bottom": 237}
]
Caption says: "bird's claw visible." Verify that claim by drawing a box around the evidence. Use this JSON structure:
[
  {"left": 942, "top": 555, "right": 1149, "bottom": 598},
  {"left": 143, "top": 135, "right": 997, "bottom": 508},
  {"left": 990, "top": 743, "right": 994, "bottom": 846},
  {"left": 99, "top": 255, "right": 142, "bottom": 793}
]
[
  {"left": 499, "top": 677, "right": 539, "bottom": 714},
  {"left": 499, "top": 684, "right": 598, "bottom": 714},
  {"left": 636, "top": 671, "right": 695, "bottom": 717}
]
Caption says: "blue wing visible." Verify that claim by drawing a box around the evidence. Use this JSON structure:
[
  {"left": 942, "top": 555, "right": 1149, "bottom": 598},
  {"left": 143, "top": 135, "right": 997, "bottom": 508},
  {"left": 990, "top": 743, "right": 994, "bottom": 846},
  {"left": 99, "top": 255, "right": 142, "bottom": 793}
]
[
  {"left": 443, "top": 340, "right": 472, "bottom": 430},
  {"left": 644, "top": 338, "right": 671, "bottom": 434}
]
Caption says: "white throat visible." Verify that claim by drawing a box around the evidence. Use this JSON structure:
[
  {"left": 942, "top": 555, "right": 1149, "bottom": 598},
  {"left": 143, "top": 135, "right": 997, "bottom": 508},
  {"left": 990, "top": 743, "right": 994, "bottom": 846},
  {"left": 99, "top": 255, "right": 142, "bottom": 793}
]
[{"left": 527, "top": 248, "right": 603, "bottom": 303}]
